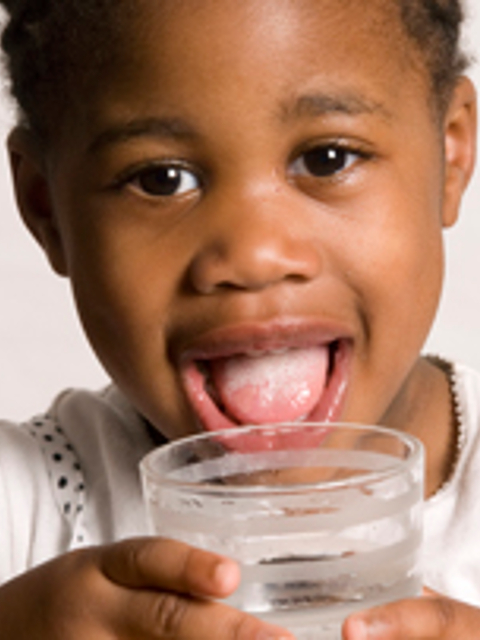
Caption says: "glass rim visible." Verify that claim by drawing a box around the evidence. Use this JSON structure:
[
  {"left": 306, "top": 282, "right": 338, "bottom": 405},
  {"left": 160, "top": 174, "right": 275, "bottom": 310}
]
[{"left": 140, "top": 422, "right": 424, "bottom": 495}]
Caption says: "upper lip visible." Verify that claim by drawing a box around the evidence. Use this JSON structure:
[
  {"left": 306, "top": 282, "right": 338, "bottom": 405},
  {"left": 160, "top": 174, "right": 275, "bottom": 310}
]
[{"left": 177, "top": 317, "right": 354, "bottom": 364}]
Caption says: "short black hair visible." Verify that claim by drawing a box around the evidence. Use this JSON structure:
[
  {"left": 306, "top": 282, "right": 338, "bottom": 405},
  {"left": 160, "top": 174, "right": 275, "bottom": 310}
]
[
  {"left": 398, "top": 0, "right": 470, "bottom": 113},
  {"left": 0, "top": 0, "right": 470, "bottom": 142}
]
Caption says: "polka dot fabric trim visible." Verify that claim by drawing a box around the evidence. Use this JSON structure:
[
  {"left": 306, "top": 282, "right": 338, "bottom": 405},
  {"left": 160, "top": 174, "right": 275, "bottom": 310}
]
[{"left": 21, "top": 415, "right": 88, "bottom": 547}]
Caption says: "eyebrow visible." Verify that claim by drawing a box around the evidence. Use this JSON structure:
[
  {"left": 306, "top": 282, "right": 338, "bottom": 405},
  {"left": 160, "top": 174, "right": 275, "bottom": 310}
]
[
  {"left": 88, "top": 116, "right": 198, "bottom": 153},
  {"left": 88, "top": 90, "right": 390, "bottom": 153},
  {"left": 280, "top": 91, "right": 392, "bottom": 122}
]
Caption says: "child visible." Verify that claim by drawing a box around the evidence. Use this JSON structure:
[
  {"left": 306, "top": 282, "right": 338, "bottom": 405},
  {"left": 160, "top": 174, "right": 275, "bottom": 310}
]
[{"left": 0, "top": 0, "right": 478, "bottom": 637}]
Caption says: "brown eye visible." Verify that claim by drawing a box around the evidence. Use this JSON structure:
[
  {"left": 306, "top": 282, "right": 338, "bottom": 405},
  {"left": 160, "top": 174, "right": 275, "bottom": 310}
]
[
  {"left": 291, "top": 145, "right": 358, "bottom": 178},
  {"left": 131, "top": 165, "right": 200, "bottom": 197}
]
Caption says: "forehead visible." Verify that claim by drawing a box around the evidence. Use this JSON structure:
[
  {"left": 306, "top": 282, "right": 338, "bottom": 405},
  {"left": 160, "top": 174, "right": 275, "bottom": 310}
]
[
  {"left": 124, "top": 0, "right": 417, "bottom": 70},
  {"left": 70, "top": 0, "right": 430, "bottom": 147},
  {"left": 125, "top": 0, "right": 406, "bottom": 69}
]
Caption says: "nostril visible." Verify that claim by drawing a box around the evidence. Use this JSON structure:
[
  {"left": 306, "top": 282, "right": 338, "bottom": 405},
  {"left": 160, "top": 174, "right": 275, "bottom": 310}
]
[
  {"left": 187, "top": 244, "right": 232, "bottom": 294},
  {"left": 188, "top": 237, "right": 322, "bottom": 294}
]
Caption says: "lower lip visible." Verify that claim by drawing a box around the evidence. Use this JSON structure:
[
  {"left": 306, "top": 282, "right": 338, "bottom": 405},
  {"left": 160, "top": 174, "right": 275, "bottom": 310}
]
[
  {"left": 209, "top": 421, "right": 334, "bottom": 454},
  {"left": 181, "top": 340, "right": 352, "bottom": 435},
  {"left": 307, "top": 340, "right": 351, "bottom": 423}
]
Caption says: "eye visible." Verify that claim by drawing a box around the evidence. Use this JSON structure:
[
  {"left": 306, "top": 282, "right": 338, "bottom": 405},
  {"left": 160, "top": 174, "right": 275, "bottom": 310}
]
[
  {"left": 290, "top": 145, "right": 361, "bottom": 179},
  {"left": 127, "top": 164, "right": 200, "bottom": 197}
]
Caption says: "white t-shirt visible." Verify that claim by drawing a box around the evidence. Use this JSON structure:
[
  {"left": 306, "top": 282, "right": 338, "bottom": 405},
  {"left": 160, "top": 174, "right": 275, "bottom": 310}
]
[{"left": 1, "top": 362, "right": 480, "bottom": 606}]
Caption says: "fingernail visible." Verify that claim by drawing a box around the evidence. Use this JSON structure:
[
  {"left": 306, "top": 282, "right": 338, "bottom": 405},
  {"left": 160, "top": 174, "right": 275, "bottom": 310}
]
[
  {"left": 212, "top": 558, "right": 240, "bottom": 593},
  {"left": 345, "top": 617, "right": 369, "bottom": 640},
  {"left": 256, "top": 627, "right": 296, "bottom": 640},
  {"left": 345, "top": 615, "right": 390, "bottom": 640}
]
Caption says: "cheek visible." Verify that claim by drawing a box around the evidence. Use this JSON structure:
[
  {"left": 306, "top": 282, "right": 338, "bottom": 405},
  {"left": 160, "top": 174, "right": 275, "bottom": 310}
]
[
  {"left": 345, "top": 149, "right": 445, "bottom": 331},
  {"left": 65, "top": 214, "right": 189, "bottom": 372},
  {"left": 351, "top": 204, "right": 445, "bottom": 354}
]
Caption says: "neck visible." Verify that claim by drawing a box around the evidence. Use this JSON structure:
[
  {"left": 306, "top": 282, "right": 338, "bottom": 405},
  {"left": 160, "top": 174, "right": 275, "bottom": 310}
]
[{"left": 382, "top": 356, "right": 456, "bottom": 498}]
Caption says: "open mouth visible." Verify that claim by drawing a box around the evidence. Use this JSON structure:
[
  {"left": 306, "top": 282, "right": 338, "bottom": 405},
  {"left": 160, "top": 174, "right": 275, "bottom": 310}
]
[{"left": 180, "top": 339, "right": 351, "bottom": 433}]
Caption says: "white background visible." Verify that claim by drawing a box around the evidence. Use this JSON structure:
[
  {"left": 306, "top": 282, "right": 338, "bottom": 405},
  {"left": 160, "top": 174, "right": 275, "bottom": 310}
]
[{"left": 1, "top": 3, "right": 480, "bottom": 420}]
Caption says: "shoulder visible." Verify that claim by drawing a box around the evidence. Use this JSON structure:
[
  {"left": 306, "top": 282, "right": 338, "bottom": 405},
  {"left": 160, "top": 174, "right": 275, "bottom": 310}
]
[
  {"left": 42, "top": 385, "right": 156, "bottom": 542},
  {"left": 0, "top": 417, "right": 53, "bottom": 501},
  {"left": 0, "top": 384, "right": 155, "bottom": 580},
  {"left": 429, "top": 359, "right": 480, "bottom": 485},
  {"left": 452, "top": 361, "right": 480, "bottom": 434},
  {"left": 0, "top": 416, "right": 71, "bottom": 581},
  {"left": 423, "top": 360, "right": 480, "bottom": 603},
  {"left": 45, "top": 384, "right": 155, "bottom": 470}
]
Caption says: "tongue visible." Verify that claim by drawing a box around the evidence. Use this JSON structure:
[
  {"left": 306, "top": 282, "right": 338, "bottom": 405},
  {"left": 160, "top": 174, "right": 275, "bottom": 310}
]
[{"left": 209, "top": 347, "right": 329, "bottom": 424}]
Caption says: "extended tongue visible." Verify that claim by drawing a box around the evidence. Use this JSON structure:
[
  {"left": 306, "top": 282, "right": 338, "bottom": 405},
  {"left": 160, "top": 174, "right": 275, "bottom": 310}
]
[{"left": 209, "top": 346, "right": 329, "bottom": 424}]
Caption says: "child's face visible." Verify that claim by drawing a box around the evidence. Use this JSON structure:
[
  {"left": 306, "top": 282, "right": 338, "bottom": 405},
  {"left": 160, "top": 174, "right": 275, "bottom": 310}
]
[{"left": 21, "top": 0, "right": 474, "bottom": 440}]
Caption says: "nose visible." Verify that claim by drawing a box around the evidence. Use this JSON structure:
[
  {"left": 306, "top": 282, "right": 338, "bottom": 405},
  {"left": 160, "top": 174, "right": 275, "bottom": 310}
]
[{"left": 188, "top": 187, "right": 323, "bottom": 294}]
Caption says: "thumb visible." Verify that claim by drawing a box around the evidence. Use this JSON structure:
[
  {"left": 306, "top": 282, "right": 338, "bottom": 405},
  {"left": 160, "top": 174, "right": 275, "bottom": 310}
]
[
  {"left": 342, "top": 594, "right": 480, "bottom": 639},
  {"left": 99, "top": 537, "right": 240, "bottom": 598}
]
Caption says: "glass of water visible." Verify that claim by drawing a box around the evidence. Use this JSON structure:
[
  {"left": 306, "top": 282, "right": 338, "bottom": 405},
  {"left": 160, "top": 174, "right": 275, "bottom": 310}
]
[{"left": 140, "top": 423, "right": 424, "bottom": 640}]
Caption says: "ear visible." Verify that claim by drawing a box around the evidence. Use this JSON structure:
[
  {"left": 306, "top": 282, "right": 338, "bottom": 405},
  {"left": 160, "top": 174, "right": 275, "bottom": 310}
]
[
  {"left": 7, "top": 127, "right": 69, "bottom": 276},
  {"left": 442, "top": 76, "right": 477, "bottom": 228}
]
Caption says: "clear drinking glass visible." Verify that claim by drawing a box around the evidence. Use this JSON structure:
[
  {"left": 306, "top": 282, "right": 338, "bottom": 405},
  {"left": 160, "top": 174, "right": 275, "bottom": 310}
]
[{"left": 140, "top": 423, "right": 424, "bottom": 640}]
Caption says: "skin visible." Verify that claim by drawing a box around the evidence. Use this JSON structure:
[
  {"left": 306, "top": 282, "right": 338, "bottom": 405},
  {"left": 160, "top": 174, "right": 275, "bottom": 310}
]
[{"left": 3, "top": 0, "right": 478, "bottom": 637}]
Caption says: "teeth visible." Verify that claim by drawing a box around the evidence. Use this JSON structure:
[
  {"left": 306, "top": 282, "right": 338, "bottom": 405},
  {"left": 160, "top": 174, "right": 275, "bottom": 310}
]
[
  {"left": 245, "top": 349, "right": 266, "bottom": 358},
  {"left": 245, "top": 347, "right": 291, "bottom": 358}
]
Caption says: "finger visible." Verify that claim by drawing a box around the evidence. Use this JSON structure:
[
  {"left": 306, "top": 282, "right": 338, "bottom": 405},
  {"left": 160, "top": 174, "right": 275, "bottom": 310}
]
[
  {"left": 116, "top": 588, "right": 295, "bottom": 640},
  {"left": 342, "top": 596, "right": 480, "bottom": 639},
  {"left": 99, "top": 537, "right": 241, "bottom": 599}
]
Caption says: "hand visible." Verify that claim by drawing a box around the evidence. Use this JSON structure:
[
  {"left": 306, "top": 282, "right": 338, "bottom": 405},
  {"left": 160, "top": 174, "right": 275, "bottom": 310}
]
[
  {"left": 0, "top": 537, "right": 294, "bottom": 639},
  {"left": 342, "top": 589, "right": 480, "bottom": 639}
]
